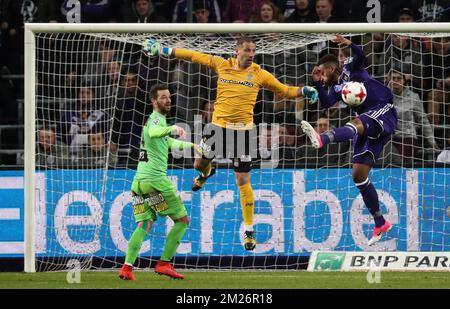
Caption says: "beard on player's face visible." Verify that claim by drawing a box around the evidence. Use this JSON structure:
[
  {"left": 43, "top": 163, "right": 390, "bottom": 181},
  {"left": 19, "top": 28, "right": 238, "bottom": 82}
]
[
  {"left": 153, "top": 98, "right": 171, "bottom": 115},
  {"left": 322, "top": 67, "right": 339, "bottom": 86}
]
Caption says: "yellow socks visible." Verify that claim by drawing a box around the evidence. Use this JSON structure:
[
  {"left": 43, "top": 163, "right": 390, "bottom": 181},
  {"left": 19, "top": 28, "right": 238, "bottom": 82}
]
[
  {"left": 201, "top": 162, "right": 212, "bottom": 177},
  {"left": 238, "top": 182, "right": 254, "bottom": 231}
]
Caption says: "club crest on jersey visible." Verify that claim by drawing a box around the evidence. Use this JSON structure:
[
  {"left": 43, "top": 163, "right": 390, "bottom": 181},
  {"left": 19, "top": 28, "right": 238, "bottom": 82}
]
[
  {"left": 344, "top": 57, "right": 353, "bottom": 65},
  {"left": 153, "top": 117, "right": 160, "bottom": 125},
  {"left": 334, "top": 84, "right": 344, "bottom": 93}
]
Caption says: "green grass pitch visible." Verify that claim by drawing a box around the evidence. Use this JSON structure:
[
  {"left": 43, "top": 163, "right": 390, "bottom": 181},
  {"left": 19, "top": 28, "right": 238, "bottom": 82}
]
[{"left": 0, "top": 271, "right": 449, "bottom": 289}]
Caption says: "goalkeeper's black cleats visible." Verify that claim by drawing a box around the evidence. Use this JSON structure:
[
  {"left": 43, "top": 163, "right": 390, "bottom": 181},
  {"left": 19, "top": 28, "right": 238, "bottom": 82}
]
[
  {"left": 192, "top": 167, "right": 216, "bottom": 191},
  {"left": 244, "top": 231, "right": 256, "bottom": 251}
]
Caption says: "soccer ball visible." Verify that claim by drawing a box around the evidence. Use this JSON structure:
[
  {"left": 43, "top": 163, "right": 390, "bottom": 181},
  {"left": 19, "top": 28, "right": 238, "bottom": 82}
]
[{"left": 341, "top": 81, "right": 367, "bottom": 107}]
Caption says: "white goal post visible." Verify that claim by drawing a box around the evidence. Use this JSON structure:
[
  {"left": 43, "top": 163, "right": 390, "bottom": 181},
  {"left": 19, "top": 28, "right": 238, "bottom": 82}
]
[{"left": 24, "top": 22, "right": 450, "bottom": 273}]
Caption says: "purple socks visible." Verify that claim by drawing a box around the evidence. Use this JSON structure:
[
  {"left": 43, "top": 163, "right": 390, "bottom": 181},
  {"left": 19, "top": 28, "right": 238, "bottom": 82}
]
[
  {"left": 320, "top": 123, "right": 358, "bottom": 145},
  {"left": 356, "top": 178, "right": 385, "bottom": 228}
]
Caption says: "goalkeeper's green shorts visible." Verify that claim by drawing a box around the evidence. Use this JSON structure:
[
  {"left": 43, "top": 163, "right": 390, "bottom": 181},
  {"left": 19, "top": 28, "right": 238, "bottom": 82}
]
[{"left": 131, "top": 178, "right": 187, "bottom": 223}]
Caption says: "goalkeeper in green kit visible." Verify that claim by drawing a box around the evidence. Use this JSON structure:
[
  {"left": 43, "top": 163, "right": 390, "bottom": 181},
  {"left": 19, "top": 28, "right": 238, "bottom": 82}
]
[{"left": 119, "top": 84, "right": 199, "bottom": 280}]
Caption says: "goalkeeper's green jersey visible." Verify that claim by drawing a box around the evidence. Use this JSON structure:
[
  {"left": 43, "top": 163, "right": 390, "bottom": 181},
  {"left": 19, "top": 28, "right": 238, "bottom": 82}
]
[{"left": 134, "top": 111, "right": 193, "bottom": 180}]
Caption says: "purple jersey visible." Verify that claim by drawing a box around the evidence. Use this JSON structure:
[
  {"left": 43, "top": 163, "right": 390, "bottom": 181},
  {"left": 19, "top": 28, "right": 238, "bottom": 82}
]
[{"left": 314, "top": 43, "right": 394, "bottom": 115}]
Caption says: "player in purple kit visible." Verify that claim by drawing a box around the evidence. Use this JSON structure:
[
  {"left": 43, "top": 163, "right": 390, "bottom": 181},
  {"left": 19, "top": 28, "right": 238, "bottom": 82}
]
[{"left": 301, "top": 35, "right": 397, "bottom": 246}]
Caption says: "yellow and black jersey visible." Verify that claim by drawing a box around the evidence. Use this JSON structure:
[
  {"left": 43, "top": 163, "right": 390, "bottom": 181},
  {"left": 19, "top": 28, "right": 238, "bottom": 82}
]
[{"left": 174, "top": 49, "right": 300, "bottom": 129}]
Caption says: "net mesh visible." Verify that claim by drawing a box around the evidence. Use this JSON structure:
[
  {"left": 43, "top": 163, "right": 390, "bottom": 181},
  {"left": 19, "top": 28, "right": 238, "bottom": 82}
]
[{"left": 32, "top": 30, "right": 449, "bottom": 271}]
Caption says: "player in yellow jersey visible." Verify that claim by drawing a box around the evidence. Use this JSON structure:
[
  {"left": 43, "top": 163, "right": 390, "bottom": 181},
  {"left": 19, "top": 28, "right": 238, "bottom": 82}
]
[{"left": 143, "top": 36, "right": 318, "bottom": 251}]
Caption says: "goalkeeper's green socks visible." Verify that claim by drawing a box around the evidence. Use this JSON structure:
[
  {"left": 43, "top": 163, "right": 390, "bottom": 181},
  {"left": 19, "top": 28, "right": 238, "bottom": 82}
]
[
  {"left": 124, "top": 225, "right": 148, "bottom": 266},
  {"left": 161, "top": 221, "right": 188, "bottom": 261}
]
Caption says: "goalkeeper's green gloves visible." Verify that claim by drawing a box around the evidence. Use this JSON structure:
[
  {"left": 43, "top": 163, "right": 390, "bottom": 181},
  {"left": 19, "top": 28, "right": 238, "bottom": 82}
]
[
  {"left": 143, "top": 38, "right": 172, "bottom": 57},
  {"left": 302, "top": 86, "right": 319, "bottom": 104}
]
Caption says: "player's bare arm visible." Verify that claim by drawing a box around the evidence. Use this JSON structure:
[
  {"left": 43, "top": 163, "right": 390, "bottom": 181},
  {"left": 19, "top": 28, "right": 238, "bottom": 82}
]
[
  {"left": 312, "top": 66, "right": 322, "bottom": 82},
  {"left": 332, "top": 35, "right": 352, "bottom": 47}
]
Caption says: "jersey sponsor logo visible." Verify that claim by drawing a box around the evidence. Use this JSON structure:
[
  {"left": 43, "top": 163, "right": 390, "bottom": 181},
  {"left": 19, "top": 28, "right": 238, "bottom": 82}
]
[
  {"left": 132, "top": 195, "right": 147, "bottom": 216},
  {"left": 218, "top": 78, "right": 254, "bottom": 88},
  {"left": 145, "top": 192, "right": 168, "bottom": 213}
]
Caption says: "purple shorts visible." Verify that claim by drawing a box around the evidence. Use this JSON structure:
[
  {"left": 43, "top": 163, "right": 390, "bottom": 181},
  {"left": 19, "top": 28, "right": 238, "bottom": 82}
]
[{"left": 352, "top": 103, "right": 398, "bottom": 165}]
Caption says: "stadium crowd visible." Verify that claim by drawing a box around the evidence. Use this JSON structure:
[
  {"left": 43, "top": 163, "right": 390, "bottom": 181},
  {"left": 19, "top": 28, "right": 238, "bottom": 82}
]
[{"left": 0, "top": 0, "right": 449, "bottom": 167}]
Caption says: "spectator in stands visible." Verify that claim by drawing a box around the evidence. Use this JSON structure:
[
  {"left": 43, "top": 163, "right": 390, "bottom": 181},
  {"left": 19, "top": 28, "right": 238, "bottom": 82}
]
[
  {"left": 258, "top": 124, "right": 278, "bottom": 163},
  {"left": 250, "top": 0, "right": 284, "bottom": 23},
  {"left": 278, "top": 124, "right": 297, "bottom": 161},
  {"left": 258, "top": 45, "right": 317, "bottom": 123},
  {"left": 388, "top": 70, "right": 440, "bottom": 161},
  {"left": 284, "top": 0, "right": 317, "bottom": 23},
  {"left": 121, "top": 0, "right": 168, "bottom": 23},
  {"left": 308, "top": 0, "right": 342, "bottom": 54},
  {"left": 172, "top": 0, "right": 222, "bottom": 23},
  {"left": 110, "top": 70, "right": 149, "bottom": 165},
  {"left": 325, "top": 102, "right": 351, "bottom": 130},
  {"left": 296, "top": 114, "right": 347, "bottom": 166},
  {"left": 223, "top": 0, "right": 264, "bottom": 22},
  {"left": 275, "top": 0, "right": 300, "bottom": 18},
  {"left": 104, "top": 58, "right": 122, "bottom": 98},
  {"left": 425, "top": 37, "right": 450, "bottom": 126},
  {"left": 382, "top": 34, "right": 425, "bottom": 93},
  {"left": 34, "top": 127, "right": 69, "bottom": 167},
  {"left": 0, "top": 0, "right": 58, "bottom": 73},
  {"left": 398, "top": 7, "right": 416, "bottom": 22},
  {"left": 200, "top": 100, "right": 215, "bottom": 124},
  {"left": 59, "top": 85, "right": 109, "bottom": 151},
  {"left": 83, "top": 41, "right": 117, "bottom": 88},
  {"left": 411, "top": 0, "right": 450, "bottom": 22},
  {"left": 63, "top": 67, "right": 79, "bottom": 99},
  {"left": 314, "top": 0, "right": 342, "bottom": 23},
  {"left": 79, "top": 131, "right": 118, "bottom": 167}
]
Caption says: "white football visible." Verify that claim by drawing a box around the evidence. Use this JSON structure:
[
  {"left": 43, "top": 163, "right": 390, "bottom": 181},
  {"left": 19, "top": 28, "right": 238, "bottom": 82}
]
[{"left": 341, "top": 81, "right": 367, "bottom": 107}]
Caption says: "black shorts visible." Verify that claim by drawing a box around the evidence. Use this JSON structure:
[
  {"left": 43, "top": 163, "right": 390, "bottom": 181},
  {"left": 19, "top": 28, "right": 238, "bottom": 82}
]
[{"left": 199, "top": 123, "right": 257, "bottom": 173}]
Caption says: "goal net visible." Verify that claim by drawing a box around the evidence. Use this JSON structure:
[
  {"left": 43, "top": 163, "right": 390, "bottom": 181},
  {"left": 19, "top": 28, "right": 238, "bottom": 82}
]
[{"left": 25, "top": 23, "right": 450, "bottom": 272}]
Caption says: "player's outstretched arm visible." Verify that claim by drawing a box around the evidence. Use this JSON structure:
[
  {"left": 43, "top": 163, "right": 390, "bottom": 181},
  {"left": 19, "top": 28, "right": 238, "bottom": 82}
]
[
  {"left": 299, "top": 86, "right": 318, "bottom": 104},
  {"left": 143, "top": 38, "right": 174, "bottom": 57},
  {"left": 260, "top": 69, "right": 318, "bottom": 104},
  {"left": 148, "top": 125, "right": 185, "bottom": 139},
  {"left": 333, "top": 35, "right": 366, "bottom": 69},
  {"left": 143, "top": 38, "right": 224, "bottom": 71},
  {"left": 332, "top": 35, "right": 352, "bottom": 47}
]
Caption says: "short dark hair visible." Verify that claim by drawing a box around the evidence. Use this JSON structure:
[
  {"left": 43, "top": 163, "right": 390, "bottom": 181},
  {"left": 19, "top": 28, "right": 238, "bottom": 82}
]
[
  {"left": 318, "top": 54, "right": 340, "bottom": 68},
  {"left": 194, "top": 0, "right": 210, "bottom": 11},
  {"left": 399, "top": 8, "right": 414, "bottom": 18},
  {"left": 149, "top": 84, "right": 169, "bottom": 100},
  {"left": 318, "top": 112, "right": 329, "bottom": 120},
  {"left": 236, "top": 36, "right": 255, "bottom": 48}
]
